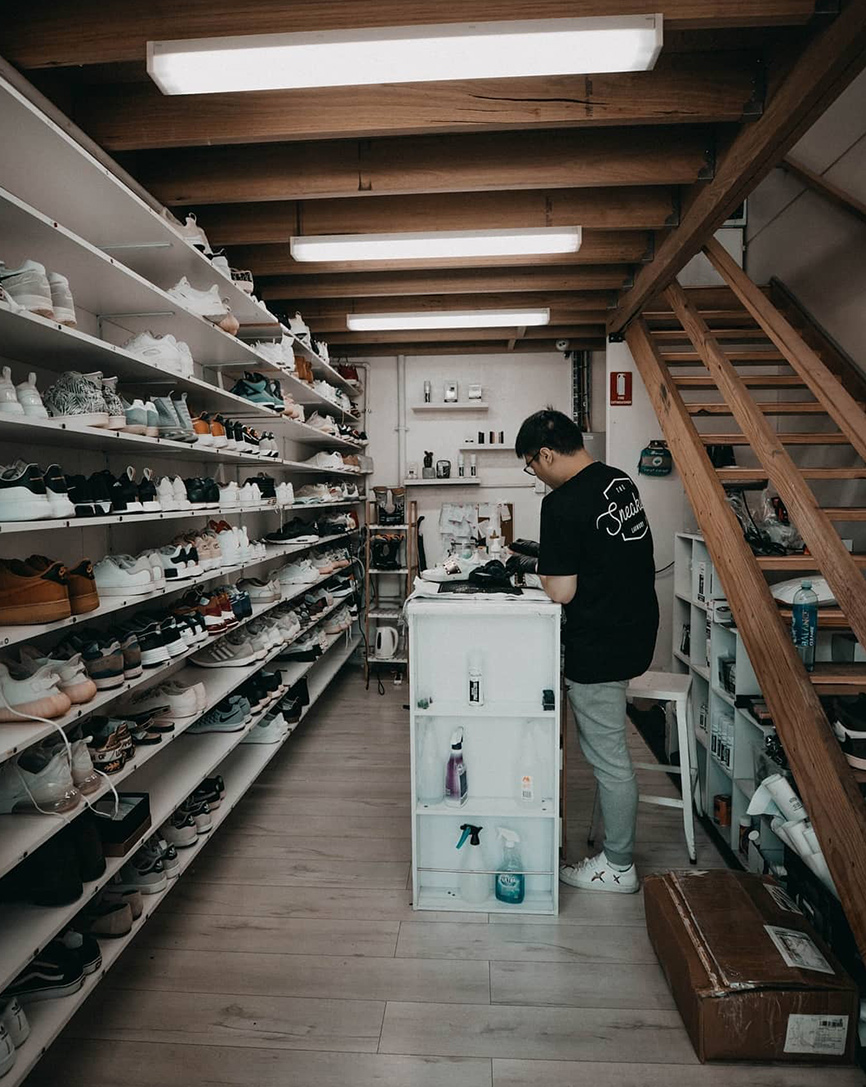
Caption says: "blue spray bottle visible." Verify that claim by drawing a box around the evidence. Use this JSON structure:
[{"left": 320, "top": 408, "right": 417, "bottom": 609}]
[{"left": 495, "top": 827, "right": 525, "bottom": 905}]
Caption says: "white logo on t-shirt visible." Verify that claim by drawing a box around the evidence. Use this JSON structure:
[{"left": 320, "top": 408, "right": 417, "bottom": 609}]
[{"left": 595, "top": 477, "right": 649, "bottom": 542}]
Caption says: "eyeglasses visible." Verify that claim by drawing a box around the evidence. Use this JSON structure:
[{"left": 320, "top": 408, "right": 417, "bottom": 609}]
[{"left": 523, "top": 453, "right": 540, "bottom": 476}]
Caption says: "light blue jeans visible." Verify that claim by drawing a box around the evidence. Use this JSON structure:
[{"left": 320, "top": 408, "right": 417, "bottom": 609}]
[{"left": 566, "top": 678, "right": 638, "bottom": 867}]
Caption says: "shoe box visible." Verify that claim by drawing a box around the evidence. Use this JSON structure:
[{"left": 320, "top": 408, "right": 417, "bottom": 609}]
[
  {"left": 644, "top": 869, "right": 858, "bottom": 1063},
  {"left": 91, "top": 792, "right": 152, "bottom": 856}
]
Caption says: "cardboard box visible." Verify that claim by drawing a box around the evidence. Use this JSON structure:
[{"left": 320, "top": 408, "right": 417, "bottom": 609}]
[{"left": 644, "top": 869, "right": 857, "bottom": 1063}]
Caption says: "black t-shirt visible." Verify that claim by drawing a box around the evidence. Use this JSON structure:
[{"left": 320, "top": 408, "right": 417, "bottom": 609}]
[{"left": 537, "top": 461, "right": 659, "bottom": 684}]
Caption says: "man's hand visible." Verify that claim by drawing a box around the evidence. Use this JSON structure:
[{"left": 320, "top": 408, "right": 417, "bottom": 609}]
[
  {"left": 509, "top": 539, "right": 540, "bottom": 558},
  {"left": 506, "top": 553, "right": 538, "bottom": 577}
]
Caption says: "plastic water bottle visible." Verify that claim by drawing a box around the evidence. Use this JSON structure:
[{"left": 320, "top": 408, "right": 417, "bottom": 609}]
[{"left": 791, "top": 580, "right": 818, "bottom": 672}]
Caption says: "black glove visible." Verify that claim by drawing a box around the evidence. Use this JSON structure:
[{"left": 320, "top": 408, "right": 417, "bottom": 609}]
[
  {"left": 506, "top": 554, "right": 538, "bottom": 577},
  {"left": 509, "top": 539, "right": 539, "bottom": 558}
]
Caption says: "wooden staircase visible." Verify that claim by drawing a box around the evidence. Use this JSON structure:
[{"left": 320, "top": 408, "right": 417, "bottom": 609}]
[{"left": 626, "top": 240, "right": 866, "bottom": 960}]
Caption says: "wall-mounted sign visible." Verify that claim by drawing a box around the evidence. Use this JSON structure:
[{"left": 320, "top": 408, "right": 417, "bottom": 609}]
[{"left": 610, "top": 371, "right": 632, "bottom": 406}]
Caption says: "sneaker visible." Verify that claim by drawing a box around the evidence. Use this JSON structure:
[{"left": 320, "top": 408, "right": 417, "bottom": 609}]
[
  {"left": 93, "top": 555, "right": 153, "bottom": 596},
  {"left": 115, "top": 851, "right": 168, "bottom": 895},
  {"left": 168, "top": 276, "right": 229, "bottom": 319},
  {"left": 17, "top": 646, "right": 96, "bottom": 705},
  {"left": 192, "top": 634, "right": 261, "bottom": 668},
  {"left": 177, "top": 796, "right": 212, "bottom": 833},
  {"left": 163, "top": 680, "right": 207, "bottom": 714},
  {"left": 0, "top": 747, "right": 80, "bottom": 814},
  {"left": 96, "top": 373, "right": 125, "bottom": 428},
  {"left": 61, "top": 634, "right": 125, "bottom": 689},
  {"left": 230, "top": 374, "right": 284, "bottom": 411},
  {"left": 0, "top": 557, "right": 71, "bottom": 624},
  {"left": 265, "top": 519, "right": 320, "bottom": 545},
  {"left": 0, "top": 999, "right": 30, "bottom": 1049},
  {"left": 0, "top": 260, "right": 54, "bottom": 318},
  {"left": 243, "top": 712, "right": 289, "bottom": 744},
  {"left": 278, "top": 559, "right": 319, "bottom": 588},
  {"left": 421, "top": 555, "right": 483, "bottom": 583},
  {"left": 122, "top": 331, "right": 185, "bottom": 374},
  {"left": 12, "top": 371, "right": 49, "bottom": 418},
  {"left": 0, "top": 462, "right": 54, "bottom": 522},
  {"left": 187, "top": 698, "right": 247, "bottom": 733},
  {"left": 161, "top": 811, "right": 198, "bottom": 848},
  {"left": 42, "top": 371, "right": 110, "bottom": 428},
  {"left": 174, "top": 212, "right": 213, "bottom": 254},
  {"left": 559, "top": 853, "right": 639, "bottom": 894},
  {"left": 5, "top": 945, "right": 84, "bottom": 1003},
  {"left": 152, "top": 395, "right": 195, "bottom": 442},
  {"left": 306, "top": 411, "right": 338, "bottom": 435},
  {"left": 55, "top": 927, "right": 101, "bottom": 975},
  {"left": 121, "top": 397, "right": 150, "bottom": 434}
]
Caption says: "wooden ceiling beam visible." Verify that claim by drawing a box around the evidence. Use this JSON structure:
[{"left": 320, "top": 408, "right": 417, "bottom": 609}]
[
  {"left": 135, "top": 128, "right": 712, "bottom": 206},
  {"left": 74, "top": 55, "right": 757, "bottom": 150},
  {"left": 203, "top": 187, "right": 677, "bottom": 247},
  {"left": 273, "top": 291, "right": 611, "bottom": 313},
  {"left": 609, "top": 0, "right": 866, "bottom": 336},
  {"left": 0, "top": 3, "right": 818, "bottom": 68},
  {"left": 258, "top": 267, "right": 631, "bottom": 300},
  {"left": 239, "top": 231, "right": 653, "bottom": 279}
]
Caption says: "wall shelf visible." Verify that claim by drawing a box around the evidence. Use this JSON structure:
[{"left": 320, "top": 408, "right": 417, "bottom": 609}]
[
  {"left": 404, "top": 478, "right": 481, "bottom": 486},
  {"left": 411, "top": 403, "right": 489, "bottom": 412}
]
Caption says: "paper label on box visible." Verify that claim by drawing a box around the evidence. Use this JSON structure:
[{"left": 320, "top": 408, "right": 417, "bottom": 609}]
[
  {"left": 784, "top": 1014, "right": 848, "bottom": 1056},
  {"left": 764, "top": 883, "right": 802, "bottom": 915},
  {"left": 765, "top": 925, "right": 834, "bottom": 974}
]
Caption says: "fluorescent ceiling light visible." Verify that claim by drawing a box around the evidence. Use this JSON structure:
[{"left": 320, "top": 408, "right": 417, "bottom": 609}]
[
  {"left": 347, "top": 310, "right": 550, "bottom": 332},
  {"left": 292, "top": 227, "right": 582, "bottom": 263},
  {"left": 147, "top": 15, "right": 663, "bottom": 94}
]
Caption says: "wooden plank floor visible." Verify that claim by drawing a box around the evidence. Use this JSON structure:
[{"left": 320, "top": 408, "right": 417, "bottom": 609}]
[{"left": 27, "top": 666, "right": 864, "bottom": 1087}]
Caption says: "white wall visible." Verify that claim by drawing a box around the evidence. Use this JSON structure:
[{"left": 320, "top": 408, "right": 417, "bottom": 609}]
[
  {"left": 746, "top": 69, "right": 866, "bottom": 366},
  {"left": 363, "top": 350, "right": 574, "bottom": 566}
]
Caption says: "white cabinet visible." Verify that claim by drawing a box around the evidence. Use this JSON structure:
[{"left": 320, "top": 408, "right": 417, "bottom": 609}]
[{"left": 407, "top": 594, "right": 561, "bottom": 914}]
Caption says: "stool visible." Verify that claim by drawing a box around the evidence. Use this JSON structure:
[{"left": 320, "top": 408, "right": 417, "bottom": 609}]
[{"left": 587, "top": 670, "right": 700, "bottom": 863}]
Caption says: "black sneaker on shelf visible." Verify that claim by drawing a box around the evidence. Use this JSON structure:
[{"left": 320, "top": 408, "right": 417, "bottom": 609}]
[
  {"left": 192, "top": 778, "right": 223, "bottom": 810},
  {"left": 246, "top": 474, "right": 276, "bottom": 501},
  {"left": 69, "top": 811, "right": 107, "bottom": 883},
  {"left": 138, "top": 468, "right": 161, "bottom": 511},
  {"left": 290, "top": 677, "right": 310, "bottom": 707},
  {"left": 184, "top": 477, "right": 211, "bottom": 509},
  {"left": 91, "top": 469, "right": 142, "bottom": 515},
  {"left": 13, "top": 825, "right": 85, "bottom": 906},
  {"left": 243, "top": 427, "right": 261, "bottom": 454},
  {"left": 52, "top": 928, "right": 102, "bottom": 976},
  {"left": 5, "top": 944, "right": 84, "bottom": 1003},
  {"left": 265, "top": 518, "right": 320, "bottom": 543},
  {"left": 203, "top": 477, "right": 220, "bottom": 506}
]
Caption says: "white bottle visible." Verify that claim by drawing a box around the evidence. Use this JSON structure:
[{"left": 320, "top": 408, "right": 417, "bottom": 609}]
[
  {"left": 516, "top": 723, "right": 541, "bottom": 806},
  {"left": 418, "top": 722, "right": 444, "bottom": 804},
  {"left": 467, "top": 652, "right": 484, "bottom": 706}
]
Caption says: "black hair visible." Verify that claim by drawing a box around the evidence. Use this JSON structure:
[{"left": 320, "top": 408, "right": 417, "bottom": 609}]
[{"left": 515, "top": 408, "right": 584, "bottom": 459}]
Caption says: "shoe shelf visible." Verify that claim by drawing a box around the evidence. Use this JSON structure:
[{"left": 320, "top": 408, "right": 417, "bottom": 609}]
[
  {"left": 0, "top": 577, "right": 357, "bottom": 884},
  {"left": 411, "top": 403, "right": 489, "bottom": 412},
  {"left": 0, "top": 558, "right": 356, "bottom": 767},
  {"left": 280, "top": 458, "right": 368, "bottom": 478},
  {"left": 416, "top": 797, "right": 557, "bottom": 819},
  {"left": 1, "top": 631, "right": 360, "bottom": 1087},
  {"left": 0, "top": 308, "right": 285, "bottom": 430},
  {"left": 0, "top": 74, "right": 275, "bottom": 331},
  {"left": 404, "top": 478, "right": 482, "bottom": 486},
  {"left": 0, "top": 625, "right": 359, "bottom": 1014},
  {"left": 367, "top": 656, "right": 409, "bottom": 664},
  {"left": 267, "top": 414, "right": 367, "bottom": 452},
  {"left": 0, "top": 186, "right": 275, "bottom": 372},
  {"left": 210, "top": 358, "right": 361, "bottom": 423},
  {"left": 0, "top": 527, "right": 358, "bottom": 650}
]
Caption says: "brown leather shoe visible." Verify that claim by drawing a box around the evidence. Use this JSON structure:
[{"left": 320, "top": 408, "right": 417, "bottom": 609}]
[
  {"left": 27, "top": 554, "right": 99, "bottom": 615},
  {"left": 0, "top": 558, "right": 71, "bottom": 624}
]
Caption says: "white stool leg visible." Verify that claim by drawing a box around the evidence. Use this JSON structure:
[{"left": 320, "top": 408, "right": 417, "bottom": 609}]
[
  {"left": 675, "top": 694, "right": 697, "bottom": 862},
  {"left": 684, "top": 692, "right": 703, "bottom": 818}
]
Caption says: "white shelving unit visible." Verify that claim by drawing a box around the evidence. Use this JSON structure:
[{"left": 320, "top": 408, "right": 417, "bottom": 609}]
[
  {"left": 404, "top": 478, "right": 482, "bottom": 487},
  {"left": 673, "top": 533, "right": 786, "bottom": 867},
  {"left": 0, "top": 68, "right": 368, "bottom": 1083},
  {"left": 407, "top": 595, "right": 561, "bottom": 915}
]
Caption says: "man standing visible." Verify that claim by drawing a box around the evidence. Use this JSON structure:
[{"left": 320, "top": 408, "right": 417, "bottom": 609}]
[{"left": 513, "top": 409, "right": 658, "bottom": 893}]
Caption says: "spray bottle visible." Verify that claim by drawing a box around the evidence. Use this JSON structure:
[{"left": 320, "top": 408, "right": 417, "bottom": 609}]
[
  {"left": 495, "top": 827, "right": 525, "bottom": 904},
  {"left": 445, "top": 727, "right": 468, "bottom": 806},
  {"left": 456, "top": 824, "right": 489, "bottom": 903}
]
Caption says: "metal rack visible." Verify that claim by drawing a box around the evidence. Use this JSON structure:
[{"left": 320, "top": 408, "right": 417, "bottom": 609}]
[{"left": 363, "top": 495, "right": 418, "bottom": 685}]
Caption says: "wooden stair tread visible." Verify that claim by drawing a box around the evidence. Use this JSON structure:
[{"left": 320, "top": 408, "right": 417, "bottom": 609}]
[
  {"left": 662, "top": 349, "right": 787, "bottom": 362},
  {"left": 718, "top": 467, "right": 866, "bottom": 481},
  {"left": 809, "top": 662, "right": 866, "bottom": 695},
  {"left": 757, "top": 553, "right": 866, "bottom": 569},
  {"left": 674, "top": 375, "right": 806, "bottom": 389},
  {"left": 777, "top": 605, "right": 850, "bottom": 629},
  {"left": 700, "top": 432, "right": 849, "bottom": 445},
  {"left": 651, "top": 327, "right": 763, "bottom": 340},
  {"left": 688, "top": 401, "right": 826, "bottom": 415},
  {"left": 823, "top": 508, "right": 866, "bottom": 521}
]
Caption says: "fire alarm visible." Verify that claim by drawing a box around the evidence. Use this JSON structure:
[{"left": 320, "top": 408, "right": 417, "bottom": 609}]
[{"left": 610, "top": 371, "right": 632, "bottom": 406}]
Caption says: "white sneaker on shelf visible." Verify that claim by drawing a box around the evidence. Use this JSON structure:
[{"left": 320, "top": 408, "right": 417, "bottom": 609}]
[
  {"left": 0, "top": 661, "right": 72, "bottom": 724},
  {"left": 175, "top": 212, "right": 213, "bottom": 254},
  {"left": 192, "top": 634, "right": 261, "bottom": 668},
  {"left": 17, "top": 647, "right": 96, "bottom": 706},
  {"left": 0, "top": 260, "right": 54, "bottom": 318},
  {"left": 93, "top": 556, "right": 153, "bottom": 596},
  {"left": 304, "top": 451, "right": 344, "bottom": 471},
  {"left": 0, "top": 997, "right": 30, "bottom": 1048},
  {"left": 176, "top": 340, "right": 195, "bottom": 377},
  {"left": 0, "top": 367, "right": 23, "bottom": 415},
  {"left": 0, "top": 463, "right": 54, "bottom": 521},
  {"left": 171, "top": 476, "right": 191, "bottom": 510},
  {"left": 0, "top": 285, "right": 23, "bottom": 314},
  {"left": 305, "top": 412, "right": 338, "bottom": 435},
  {"left": 13, "top": 372, "right": 49, "bottom": 419},
  {"left": 121, "top": 331, "right": 184, "bottom": 374},
  {"left": 47, "top": 272, "right": 77, "bottom": 327},
  {"left": 0, "top": 748, "right": 81, "bottom": 814},
  {"left": 276, "top": 482, "right": 294, "bottom": 506},
  {"left": 162, "top": 680, "right": 207, "bottom": 714},
  {"left": 156, "top": 476, "right": 180, "bottom": 511},
  {"left": 559, "top": 853, "right": 639, "bottom": 894},
  {"left": 168, "top": 277, "right": 229, "bottom": 319},
  {"left": 219, "top": 481, "right": 240, "bottom": 508}
]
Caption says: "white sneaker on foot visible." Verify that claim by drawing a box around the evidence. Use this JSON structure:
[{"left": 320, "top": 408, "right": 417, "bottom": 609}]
[{"left": 559, "top": 853, "right": 639, "bottom": 893}]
